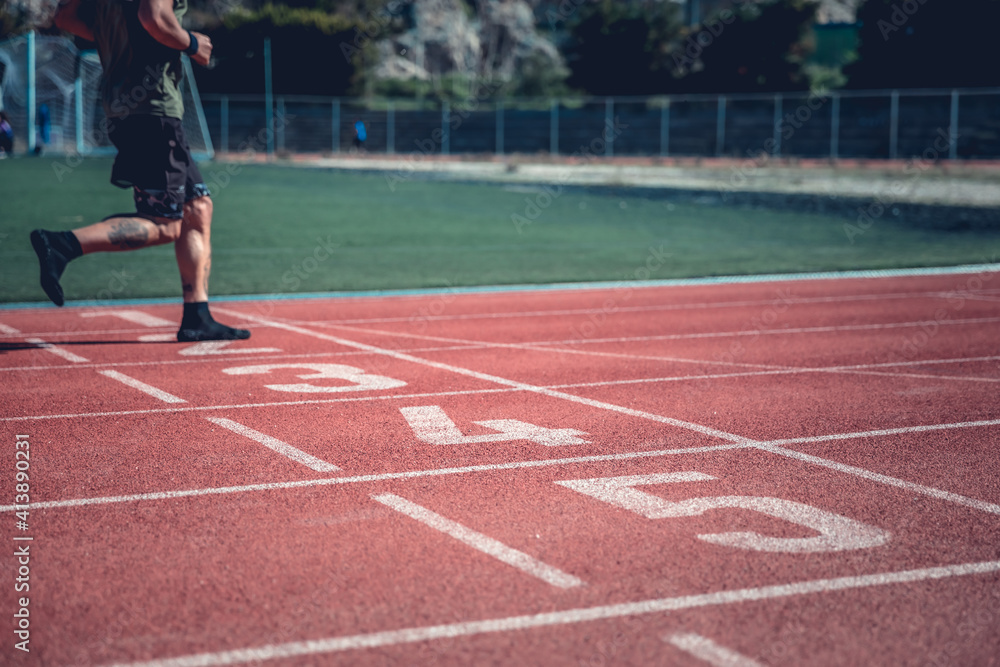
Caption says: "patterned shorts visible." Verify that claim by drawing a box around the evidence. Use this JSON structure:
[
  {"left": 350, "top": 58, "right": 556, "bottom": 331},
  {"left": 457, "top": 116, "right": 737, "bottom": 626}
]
[{"left": 108, "top": 115, "right": 211, "bottom": 220}]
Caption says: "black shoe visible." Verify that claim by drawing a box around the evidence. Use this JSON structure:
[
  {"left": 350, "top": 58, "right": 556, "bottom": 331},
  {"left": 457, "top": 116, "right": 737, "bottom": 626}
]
[
  {"left": 177, "top": 323, "right": 251, "bottom": 342},
  {"left": 30, "top": 229, "right": 68, "bottom": 306}
]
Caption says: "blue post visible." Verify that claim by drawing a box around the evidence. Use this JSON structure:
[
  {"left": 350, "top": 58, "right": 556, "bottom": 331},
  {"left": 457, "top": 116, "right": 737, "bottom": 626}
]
[
  {"left": 441, "top": 101, "right": 450, "bottom": 155},
  {"left": 220, "top": 95, "right": 229, "bottom": 153},
  {"left": 332, "top": 99, "right": 340, "bottom": 153},
  {"left": 387, "top": 102, "right": 395, "bottom": 154},
  {"left": 27, "top": 31, "right": 36, "bottom": 154},
  {"left": 496, "top": 100, "right": 504, "bottom": 156},
  {"left": 74, "top": 66, "right": 84, "bottom": 154},
  {"left": 264, "top": 38, "right": 274, "bottom": 158}
]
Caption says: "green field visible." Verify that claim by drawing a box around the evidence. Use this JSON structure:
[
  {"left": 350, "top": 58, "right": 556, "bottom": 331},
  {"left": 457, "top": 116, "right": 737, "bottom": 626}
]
[{"left": 1, "top": 157, "right": 998, "bottom": 303}]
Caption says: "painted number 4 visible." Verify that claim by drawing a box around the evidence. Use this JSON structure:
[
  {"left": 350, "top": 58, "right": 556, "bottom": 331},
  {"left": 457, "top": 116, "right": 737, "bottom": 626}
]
[
  {"left": 557, "top": 472, "right": 890, "bottom": 553},
  {"left": 401, "top": 405, "right": 589, "bottom": 447}
]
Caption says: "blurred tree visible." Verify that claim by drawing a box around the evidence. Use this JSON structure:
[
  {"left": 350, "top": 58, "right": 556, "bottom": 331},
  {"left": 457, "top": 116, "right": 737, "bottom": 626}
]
[
  {"left": 845, "top": 0, "right": 1000, "bottom": 89},
  {"left": 672, "top": 0, "right": 819, "bottom": 93},
  {"left": 562, "top": 0, "right": 684, "bottom": 96},
  {"left": 193, "top": 3, "right": 365, "bottom": 95}
]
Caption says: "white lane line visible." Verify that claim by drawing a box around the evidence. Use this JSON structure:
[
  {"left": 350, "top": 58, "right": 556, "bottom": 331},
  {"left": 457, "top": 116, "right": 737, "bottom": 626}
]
[
  {"left": 80, "top": 310, "right": 175, "bottom": 327},
  {"left": 767, "top": 418, "right": 1000, "bottom": 448},
  {"left": 212, "top": 308, "right": 750, "bottom": 445},
  {"left": 372, "top": 493, "right": 584, "bottom": 589},
  {"left": 102, "top": 560, "right": 1000, "bottom": 667},
  {"left": 755, "top": 442, "right": 1000, "bottom": 516},
  {"left": 276, "top": 288, "right": 995, "bottom": 326},
  {"left": 3, "top": 417, "right": 999, "bottom": 513},
  {"left": 0, "top": 387, "right": 520, "bottom": 422},
  {"left": 206, "top": 417, "right": 340, "bottom": 473},
  {"left": 1, "top": 327, "right": 173, "bottom": 339},
  {"left": 528, "top": 316, "right": 1000, "bottom": 347},
  {"left": 24, "top": 338, "right": 89, "bottom": 363},
  {"left": 0, "top": 323, "right": 21, "bottom": 334},
  {"left": 98, "top": 370, "right": 186, "bottom": 404},
  {"left": 0, "top": 346, "right": 481, "bottom": 373},
  {"left": 0, "top": 443, "right": 746, "bottom": 512},
  {"left": 307, "top": 319, "right": 1000, "bottom": 386},
  {"left": 665, "top": 633, "right": 763, "bottom": 667}
]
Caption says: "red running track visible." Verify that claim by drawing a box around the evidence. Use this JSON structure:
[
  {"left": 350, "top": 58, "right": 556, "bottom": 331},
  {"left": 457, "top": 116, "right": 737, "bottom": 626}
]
[{"left": 2, "top": 269, "right": 1000, "bottom": 666}]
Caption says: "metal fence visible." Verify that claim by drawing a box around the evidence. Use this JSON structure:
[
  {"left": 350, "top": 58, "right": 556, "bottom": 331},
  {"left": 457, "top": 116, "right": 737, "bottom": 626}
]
[{"left": 202, "top": 88, "right": 1000, "bottom": 161}]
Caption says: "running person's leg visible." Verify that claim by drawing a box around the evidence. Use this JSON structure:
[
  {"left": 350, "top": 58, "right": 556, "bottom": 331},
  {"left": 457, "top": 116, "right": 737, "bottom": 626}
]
[{"left": 31, "top": 116, "right": 249, "bottom": 341}]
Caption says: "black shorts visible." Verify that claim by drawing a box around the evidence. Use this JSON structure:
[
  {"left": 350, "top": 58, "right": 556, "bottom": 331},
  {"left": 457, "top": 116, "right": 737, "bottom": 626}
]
[{"left": 108, "top": 115, "right": 210, "bottom": 220}]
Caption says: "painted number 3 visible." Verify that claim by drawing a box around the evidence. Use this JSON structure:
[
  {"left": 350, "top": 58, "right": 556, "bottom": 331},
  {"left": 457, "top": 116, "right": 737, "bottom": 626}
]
[
  {"left": 557, "top": 472, "right": 890, "bottom": 553},
  {"left": 223, "top": 363, "right": 407, "bottom": 393}
]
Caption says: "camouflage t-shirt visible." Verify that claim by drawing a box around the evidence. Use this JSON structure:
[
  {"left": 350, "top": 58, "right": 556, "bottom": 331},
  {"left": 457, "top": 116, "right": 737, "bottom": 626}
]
[{"left": 91, "top": 0, "right": 188, "bottom": 119}]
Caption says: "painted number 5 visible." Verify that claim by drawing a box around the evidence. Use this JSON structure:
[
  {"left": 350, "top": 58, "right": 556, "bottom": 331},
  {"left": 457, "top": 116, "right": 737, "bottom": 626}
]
[
  {"left": 223, "top": 363, "right": 406, "bottom": 393},
  {"left": 556, "top": 472, "right": 889, "bottom": 553}
]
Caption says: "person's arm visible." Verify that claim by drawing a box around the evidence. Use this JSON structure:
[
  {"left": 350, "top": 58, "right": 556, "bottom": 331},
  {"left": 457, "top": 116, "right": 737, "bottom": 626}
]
[
  {"left": 137, "top": 0, "right": 212, "bottom": 66},
  {"left": 54, "top": 0, "right": 95, "bottom": 42}
]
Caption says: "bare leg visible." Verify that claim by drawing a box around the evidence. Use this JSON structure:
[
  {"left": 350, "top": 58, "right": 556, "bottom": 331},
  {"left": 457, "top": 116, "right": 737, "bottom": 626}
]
[
  {"left": 173, "top": 196, "right": 250, "bottom": 341},
  {"left": 31, "top": 214, "right": 180, "bottom": 306},
  {"left": 73, "top": 214, "right": 181, "bottom": 253},
  {"left": 174, "top": 196, "right": 212, "bottom": 302}
]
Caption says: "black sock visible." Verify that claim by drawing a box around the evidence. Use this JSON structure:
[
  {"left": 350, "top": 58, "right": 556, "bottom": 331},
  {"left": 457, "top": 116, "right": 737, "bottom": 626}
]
[
  {"left": 52, "top": 231, "right": 83, "bottom": 261},
  {"left": 177, "top": 302, "right": 251, "bottom": 342}
]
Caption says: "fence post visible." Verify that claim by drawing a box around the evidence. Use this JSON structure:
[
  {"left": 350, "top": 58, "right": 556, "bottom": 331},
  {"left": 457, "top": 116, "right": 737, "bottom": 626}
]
[
  {"left": 27, "top": 31, "right": 36, "bottom": 153},
  {"left": 496, "top": 100, "right": 504, "bottom": 156},
  {"left": 441, "top": 101, "right": 450, "bottom": 155},
  {"left": 74, "top": 57, "right": 84, "bottom": 154},
  {"left": 889, "top": 90, "right": 899, "bottom": 160},
  {"left": 715, "top": 95, "right": 726, "bottom": 157},
  {"left": 605, "top": 97, "right": 614, "bottom": 157},
  {"left": 660, "top": 98, "right": 670, "bottom": 157},
  {"left": 263, "top": 37, "right": 274, "bottom": 158},
  {"left": 773, "top": 94, "right": 783, "bottom": 158},
  {"left": 332, "top": 98, "right": 340, "bottom": 153},
  {"left": 550, "top": 100, "right": 559, "bottom": 155},
  {"left": 276, "top": 97, "right": 285, "bottom": 153},
  {"left": 220, "top": 95, "right": 229, "bottom": 154},
  {"left": 830, "top": 92, "right": 840, "bottom": 160},
  {"left": 949, "top": 89, "right": 959, "bottom": 160},
  {"left": 387, "top": 102, "right": 395, "bottom": 154}
]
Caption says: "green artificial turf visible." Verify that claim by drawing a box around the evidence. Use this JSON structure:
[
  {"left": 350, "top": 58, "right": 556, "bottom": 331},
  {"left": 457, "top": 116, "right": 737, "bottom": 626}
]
[{"left": 1, "top": 157, "right": 997, "bottom": 303}]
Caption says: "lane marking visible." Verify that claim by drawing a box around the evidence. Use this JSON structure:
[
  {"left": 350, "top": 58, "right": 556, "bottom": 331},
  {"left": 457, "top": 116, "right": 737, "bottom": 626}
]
[
  {"left": 0, "top": 388, "right": 521, "bottom": 422},
  {"left": 80, "top": 310, "right": 174, "bottom": 327},
  {"left": 282, "top": 289, "right": 967, "bottom": 326},
  {"left": 0, "top": 444, "right": 746, "bottom": 512},
  {"left": 665, "top": 633, "right": 764, "bottom": 667},
  {"left": 307, "top": 319, "right": 1000, "bottom": 387},
  {"left": 101, "top": 561, "right": 1000, "bottom": 667},
  {"left": 24, "top": 338, "right": 89, "bottom": 363},
  {"left": 754, "top": 442, "right": 1000, "bottom": 516},
  {"left": 372, "top": 493, "right": 584, "bottom": 589},
  {"left": 180, "top": 341, "right": 282, "bottom": 356},
  {"left": 212, "top": 308, "right": 750, "bottom": 445},
  {"left": 205, "top": 417, "right": 340, "bottom": 473},
  {"left": 0, "top": 346, "right": 481, "bottom": 373},
  {"left": 98, "top": 370, "right": 186, "bottom": 404},
  {"left": 6, "top": 417, "right": 1000, "bottom": 514},
  {"left": 528, "top": 316, "right": 1000, "bottom": 347},
  {"left": 401, "top": 405, "right": 589, "bottom": 446},
  {"left": 0, "top": 323, "right": 21, "bottom": 334}
]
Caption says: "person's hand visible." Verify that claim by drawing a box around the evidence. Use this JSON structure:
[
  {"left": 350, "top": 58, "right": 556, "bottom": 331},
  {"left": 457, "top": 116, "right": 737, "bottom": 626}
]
[{"left": 190, "top": 31, "right": 212, "bottom": 67}]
